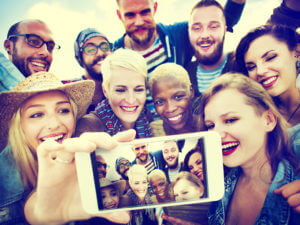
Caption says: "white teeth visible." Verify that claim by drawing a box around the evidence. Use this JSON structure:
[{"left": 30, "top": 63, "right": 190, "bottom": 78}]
[
  {"left": 121, "top": 106, "right": 137, "bottom": 112},
  {"left": 262, "top": 77, "right": 277, "bottom": 85},
  {"left": 31, "top": 62, "right": 46, "bottom": 68},
  {"left": 168, "top": 114, "right": 182, "bottom": 121},
  {"left": 41, "top": 134, "right": 63, "bottom": 142},
  {"left": 222, "top": 142, "right": 239, "bottom": 150},
  {"left": 201, "top": 43, "right": 211, "bottom": 47}
]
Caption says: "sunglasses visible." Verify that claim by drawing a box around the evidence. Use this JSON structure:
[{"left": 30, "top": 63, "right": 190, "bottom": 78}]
[
  {"left": 96, "top": 162, "right": 109, "bottom": 169},
  {"left": 8, "top": 33, "right": 60, "bottom": 53},
  {"left": 81, "top": 42, "right": 112, "bottom": 55}
]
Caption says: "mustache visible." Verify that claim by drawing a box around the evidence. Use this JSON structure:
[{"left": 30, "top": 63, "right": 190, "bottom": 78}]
[
  {"left": 167, "top": 156, "right": 176, "bottom": 161},
  {"left": 196, "top": 39, "right": 214, "bottom": 46},
  {"left": 91, "top": 55, "right": 107, "bottom": 66}
]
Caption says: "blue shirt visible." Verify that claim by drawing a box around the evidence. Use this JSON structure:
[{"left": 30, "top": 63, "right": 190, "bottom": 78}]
[
  {"left": 0, "top": 52, "right": 24, "bottom": 92},
  {"left": 0, "top": 146, "right": 28, "bottom": 224},
  {"left": 208, "top": 161, "right": 300, "bottom": 225}
]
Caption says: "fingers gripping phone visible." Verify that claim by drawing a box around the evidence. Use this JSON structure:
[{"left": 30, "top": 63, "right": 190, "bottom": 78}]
[{"left": 75, "top": 131, "right": 224, "bottom": 214}]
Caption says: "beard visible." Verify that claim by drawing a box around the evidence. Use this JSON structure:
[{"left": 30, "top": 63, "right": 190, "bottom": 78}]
[
  {"left": 127, "top": 24, "right": 156, "bottom": 46},
  {"left": 168, "top": 158, "right": 179, "bottom": 170},
  {"left": 195, "top": 36, "right": 225, "bottom": 66},
  {"left": 84, "top": 55, "right": 106, "bottom": 81},
  {"left": 120, "top": 169, "right": 129, "bottom": 180},
  {"left": 137, "top": 153, "right": 149, "bottom": 163},
  {"left": 11, "top": 47, "right": 50, "bottom": 77}
]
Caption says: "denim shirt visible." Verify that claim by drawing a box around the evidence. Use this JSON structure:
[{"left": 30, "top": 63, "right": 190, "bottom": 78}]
[
  {"left": 208, "top": 161, "right": 300, "bottom": 225},
  {"left": 0, "top": 146, "right": 29, "bottom": 224},
  {"left": 0, "top": 52, "right": 24, "bottom": 92},
  {"left": 289, "top": 123, "right": 300, "bottom": 162}
]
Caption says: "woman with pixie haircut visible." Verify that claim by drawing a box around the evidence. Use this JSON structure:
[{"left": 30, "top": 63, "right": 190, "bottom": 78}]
[
  {"left": 149, "top": 63, "right": 197, "bottom": 136},
  {"left": 235, "top": 24, "right": 300, "bottom": 127},
  {"left": 198, "top": 72, "right": 299, "bottom": 224},
  {"left": 75, "top": 48, "right": 153, "bottom": 138}
]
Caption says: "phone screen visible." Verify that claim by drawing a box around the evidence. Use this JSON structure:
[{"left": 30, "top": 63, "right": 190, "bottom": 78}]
[{"left": 91, "top": 136, "right": 209, "bottom": 211}]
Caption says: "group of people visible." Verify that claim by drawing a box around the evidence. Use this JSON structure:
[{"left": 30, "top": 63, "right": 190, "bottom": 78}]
[
  {"left": 95, "top": 139, "right": 206, "bottom": 211},
  {"left": 0, "top": 0, "right": 299, "bottom": 225}
]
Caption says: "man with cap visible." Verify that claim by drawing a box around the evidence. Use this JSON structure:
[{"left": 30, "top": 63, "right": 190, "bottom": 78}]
[
  {"left": 115, "top": 157, "right": 131, "bottom": 194},
  {"left": 63, "top": 28, "right": 112, "bottom": 113}
]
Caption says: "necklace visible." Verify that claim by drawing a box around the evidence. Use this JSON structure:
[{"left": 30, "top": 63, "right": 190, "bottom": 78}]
[{"left": 288, "top": 103, "right": 300, "bottom": 122}]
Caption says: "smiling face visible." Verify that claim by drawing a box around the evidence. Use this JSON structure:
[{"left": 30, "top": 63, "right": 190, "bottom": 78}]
[
  {"left": 101, "top": 186, "right": 120, "bottom": 209},
  {"left": 103, "top": 66, "right": 146, "bottom": 129},
  {"left": 204, "top": 88, "right": 272, "bottom": 168},
  {"left": 173, "top": 179, "right": 203, "bottom": 201},
  {"left": 129, "top": 173, "right": 148, "bottom": 201},
  {"left": 189, "top": 6, "right": 226, "bottom": 66},
  {"left": 152, "top": 76, "right": 192, "bottom": 132},
  {"left": 82, "top": 36, "right": 111, "bottom": 81},
  {"left": 244, "top": 35, "right": 297, "bottom": 97},
  {"left": 6, "top": 21, "right": 54, "bottom": 77},
  {"left": 188, "top": 151, "right": 204, "bottom": 181},
  {"left": 162, "top": 141, "right": 179, "bottom": 168},
  {"left": 117, "top": 0, "right": 157, "bottom": 47},
  {"left": 150, "top": 177, "right": 168, "bottom": 201},
  {"left": 131, "top": 143, "right": 149, "bottom": 164},
  {"left": 20, "top": 91, "right": 75, "bottom": 152}
]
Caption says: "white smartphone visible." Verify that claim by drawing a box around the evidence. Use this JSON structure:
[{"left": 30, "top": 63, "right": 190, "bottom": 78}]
[{"left": 75, "top": 131, "right": 224, "bottom": 214}]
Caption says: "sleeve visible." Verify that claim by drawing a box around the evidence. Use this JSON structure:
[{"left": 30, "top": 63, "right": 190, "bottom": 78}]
[{"left": 224, "top": 0, "right": 246, "bottom": 32}]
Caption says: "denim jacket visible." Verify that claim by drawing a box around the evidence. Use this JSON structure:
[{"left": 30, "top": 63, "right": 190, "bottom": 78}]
[
  {"left": 0, "top": 146, "right": 29, "bottom": 224},
  {"left": 208, "top": 161, "right": 300, "bottom": 225}
]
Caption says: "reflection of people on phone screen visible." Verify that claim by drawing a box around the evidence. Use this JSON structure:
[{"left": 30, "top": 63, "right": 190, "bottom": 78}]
[
  {"left": 131, "top": 143, "right": 165, "bottom": 174},
  {"left": 115, "top": 157, "right": 131, "bottom": 194},
  {"left": 184, "top": 145, "right": 204, "bottom": 181},
  {"left": 173, "top": 172, "right": 204, "bottom": 201},
  {"left": 149, "top": 169, "right": 174, "bottom": 203},
  {"left": 162, "top": 140, "right": 183, "bottom": 182},
  {"left": 126, "top": 165, "right": 153, "bottom": 206},
  {"left": 100, "top": 178, "right": 125, "bottom": 209},
  {"left": 95, "top": 155, "right": 107, "bottom": 179}
]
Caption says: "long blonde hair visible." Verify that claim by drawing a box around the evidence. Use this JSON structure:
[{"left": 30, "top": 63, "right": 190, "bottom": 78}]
[{"left": 8, "top": 97, "right": 77, "bottom": 190}]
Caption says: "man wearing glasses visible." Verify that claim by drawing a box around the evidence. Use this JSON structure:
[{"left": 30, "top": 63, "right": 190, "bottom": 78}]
[
  {"left": 4, "top": 19, "right": 58, "bottom": 78},
  {"left": 96, "top": 154, "right": 108, "bottom": 179},
  {"left": 115, "top": 157, "right": 131, "bottom": 194},
  {"left": 67, "top": 28, "right": 112, "bottom": 113}
]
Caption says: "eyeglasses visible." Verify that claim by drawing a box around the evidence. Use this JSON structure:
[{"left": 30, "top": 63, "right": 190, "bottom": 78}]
[
  {"left": 119, "top": 161, "right": 131, "bottom": 169},
  {"left": 8, "top": 33, "right": 61, "bottom": 53},
  {"left": 81, "top": 42, "right": 112, "bottom": 55}
]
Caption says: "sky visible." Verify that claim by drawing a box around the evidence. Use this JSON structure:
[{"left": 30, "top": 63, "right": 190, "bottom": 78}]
[{"left": 0, "top": 0, "right": 282, "bottom": 80}]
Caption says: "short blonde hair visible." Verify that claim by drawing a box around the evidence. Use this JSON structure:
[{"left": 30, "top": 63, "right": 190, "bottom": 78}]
[
  {"left": 101, "top": 48, "right": 147, "bottom": 90},
  {"left": 149, "top": 169, "right": 167, "bottom": 184},
  {"left": 127, "top": 164, "right": 148, "bottom": 182},
  {"left": 148, "top": 63, "right": 191, "bottom": 96}
]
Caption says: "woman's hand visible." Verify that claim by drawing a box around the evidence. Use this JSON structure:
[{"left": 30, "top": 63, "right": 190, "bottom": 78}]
[{"left": 24, "top": 130, "right": 136, "bottom": 225}]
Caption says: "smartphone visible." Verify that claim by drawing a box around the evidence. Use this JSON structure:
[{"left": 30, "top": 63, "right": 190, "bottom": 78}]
[{"left": 75, "top": 131, "right": 224, "bottom": 214}]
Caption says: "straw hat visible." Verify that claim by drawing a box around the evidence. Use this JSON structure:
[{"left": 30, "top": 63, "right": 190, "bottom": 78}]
[
  {"left": 0, "top": 71, "right": 95, "bottom": 149},
  {"left": 99, "top": 178, "right": 126, "bottom": 195}
]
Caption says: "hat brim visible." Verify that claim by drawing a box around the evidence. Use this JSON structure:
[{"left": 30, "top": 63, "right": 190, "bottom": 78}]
[
  {"left": 0, "top": 80, "right": 95, "bottom": 148},
  {"left": 100, "top": 179, "right": 126, "bottom": 195}
]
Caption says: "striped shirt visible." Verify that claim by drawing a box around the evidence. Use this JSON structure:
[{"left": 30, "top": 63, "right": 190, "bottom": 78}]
[
  {"left": 144, "top": 157, "right": 156, "bottom": 175},
  {"left": 196, "top": 54, "right": 228, "bottom": 93},
  {"left": 135, "top": 37, "right": 167, "bottom": 121}
]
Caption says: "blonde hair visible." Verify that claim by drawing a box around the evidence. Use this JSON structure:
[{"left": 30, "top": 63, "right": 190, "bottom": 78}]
[
  {"left": 173, "top": 171, "right": 204, "bottom": 190},
  {"left": 149, "top": 169, "right": 167, "bottom": 184},
  {"left": 101, "top": 48, "right": 147, "bottom": 90},
  {"left": 128, "top": 164, "right": 148, "bottom": 182},
  {"left": 149, "top": 63, "right": 191, "bottom": 96},
  {"left": 8, "top": 96, "right": 77, "bottom": 190}
]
